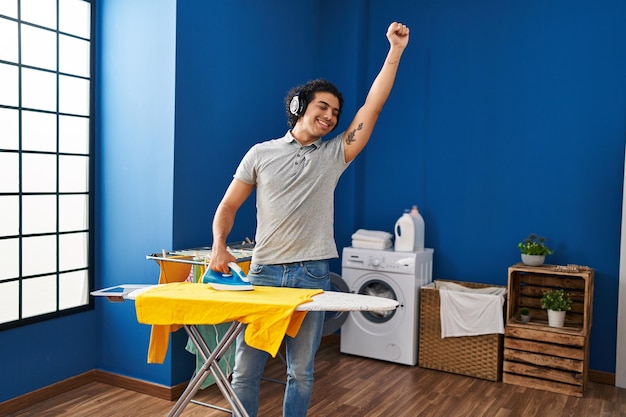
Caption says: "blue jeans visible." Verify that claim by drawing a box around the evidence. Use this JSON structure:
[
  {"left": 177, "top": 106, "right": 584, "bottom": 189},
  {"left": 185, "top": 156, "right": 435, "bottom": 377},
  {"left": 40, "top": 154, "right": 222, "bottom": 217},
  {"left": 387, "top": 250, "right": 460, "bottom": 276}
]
[{"left": 231, "top": 260, "right": 330, "bottom": 417}]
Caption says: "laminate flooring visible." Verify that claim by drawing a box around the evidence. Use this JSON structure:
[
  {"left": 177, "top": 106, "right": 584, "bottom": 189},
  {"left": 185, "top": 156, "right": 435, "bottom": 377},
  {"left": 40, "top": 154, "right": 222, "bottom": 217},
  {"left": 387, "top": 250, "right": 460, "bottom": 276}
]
[{"left": 6, "top": 339, "right": 626, "bottom": 417}]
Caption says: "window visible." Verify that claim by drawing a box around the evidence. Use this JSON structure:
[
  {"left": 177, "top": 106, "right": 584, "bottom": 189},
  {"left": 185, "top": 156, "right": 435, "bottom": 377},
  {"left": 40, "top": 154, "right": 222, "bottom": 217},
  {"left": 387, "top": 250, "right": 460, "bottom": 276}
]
[{"left": 0, "top": 0, "right": 93, "bottom": 329}]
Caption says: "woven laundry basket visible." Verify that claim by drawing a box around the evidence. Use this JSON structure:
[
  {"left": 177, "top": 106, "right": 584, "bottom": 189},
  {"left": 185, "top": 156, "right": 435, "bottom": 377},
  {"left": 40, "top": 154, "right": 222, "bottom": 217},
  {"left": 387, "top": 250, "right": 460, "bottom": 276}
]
[{"left": 419, "top": 279, "right": 506, "bottom": 381}]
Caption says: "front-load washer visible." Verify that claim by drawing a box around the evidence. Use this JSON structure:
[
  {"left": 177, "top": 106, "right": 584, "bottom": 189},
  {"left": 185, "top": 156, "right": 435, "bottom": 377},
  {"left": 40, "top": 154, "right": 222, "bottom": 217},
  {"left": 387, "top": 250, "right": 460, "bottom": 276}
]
[{"left": 340, "top": 247, "right": 433, "bottom": 366}]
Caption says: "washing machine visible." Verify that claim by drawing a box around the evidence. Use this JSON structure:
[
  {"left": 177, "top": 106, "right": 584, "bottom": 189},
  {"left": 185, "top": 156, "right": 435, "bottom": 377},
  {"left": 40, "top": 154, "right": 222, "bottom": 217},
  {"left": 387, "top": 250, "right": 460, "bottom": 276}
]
[{"left": 340, "top": 246, "right": 433, "bottom": 366}]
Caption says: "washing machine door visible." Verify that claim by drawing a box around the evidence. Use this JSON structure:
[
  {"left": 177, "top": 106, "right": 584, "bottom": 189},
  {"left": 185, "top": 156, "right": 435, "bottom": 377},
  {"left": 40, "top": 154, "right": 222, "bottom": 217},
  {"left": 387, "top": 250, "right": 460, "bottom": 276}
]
[
  {"left": 357, "top": 278, "right": 398, "bottom": 323},
  {"left": 323, "top": 272, "right": 349, "bottom": 336}
]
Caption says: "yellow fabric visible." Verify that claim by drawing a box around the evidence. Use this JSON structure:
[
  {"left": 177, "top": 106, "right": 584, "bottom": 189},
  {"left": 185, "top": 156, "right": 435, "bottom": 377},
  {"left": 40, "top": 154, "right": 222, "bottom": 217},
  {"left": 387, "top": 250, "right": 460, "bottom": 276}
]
[
  {"left": 136, "top": 282, "right": 322, "bottom": 364},
  {"left": 147, "top": 257, "right": 252, "bottom": 364},
  {"left": 147, "top": 257, "right": 193, "bottom": 363},
  {"left": 156, "top": 256, "right": 195, "bottom": 283}
]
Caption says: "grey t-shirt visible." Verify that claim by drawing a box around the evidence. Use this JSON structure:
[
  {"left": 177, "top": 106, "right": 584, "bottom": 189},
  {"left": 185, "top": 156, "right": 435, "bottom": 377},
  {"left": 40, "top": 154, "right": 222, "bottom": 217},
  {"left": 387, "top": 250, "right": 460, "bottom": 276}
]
[{"left": 234, "top": 130, "right": 350, "bottom": 265}]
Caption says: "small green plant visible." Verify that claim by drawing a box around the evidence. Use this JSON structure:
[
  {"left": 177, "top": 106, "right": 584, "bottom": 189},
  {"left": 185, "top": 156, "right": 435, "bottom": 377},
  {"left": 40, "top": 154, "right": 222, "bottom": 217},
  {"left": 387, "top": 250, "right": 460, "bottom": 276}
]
[
  {"left": 518, "top": 234, "right": 554, "bottom": 256},
  {"left": 519, "top": 307, "right": 529, "bottom": 316},
  {"left": 541, "top": 289, "right": 572, "bottom": 312}
]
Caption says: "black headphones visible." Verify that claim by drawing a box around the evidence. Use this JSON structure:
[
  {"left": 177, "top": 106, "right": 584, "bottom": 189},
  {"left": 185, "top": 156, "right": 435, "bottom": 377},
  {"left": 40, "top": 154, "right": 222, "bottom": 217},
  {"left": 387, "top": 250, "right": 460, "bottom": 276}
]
[{"left": 289, "top": 91, "right": 306, "bottom": 116}]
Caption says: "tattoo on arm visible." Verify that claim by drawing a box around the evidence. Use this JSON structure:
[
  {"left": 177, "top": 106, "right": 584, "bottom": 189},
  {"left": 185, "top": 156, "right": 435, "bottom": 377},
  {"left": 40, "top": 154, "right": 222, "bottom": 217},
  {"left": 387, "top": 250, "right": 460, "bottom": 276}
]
[{"left": 346, "top": 123, "right": 364, "bottom": 145}]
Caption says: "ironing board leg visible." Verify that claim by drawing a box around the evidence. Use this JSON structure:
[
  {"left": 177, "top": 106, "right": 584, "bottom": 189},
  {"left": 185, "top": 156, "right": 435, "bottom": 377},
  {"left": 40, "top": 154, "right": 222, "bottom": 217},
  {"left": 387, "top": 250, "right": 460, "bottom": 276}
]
[
  {"left": 167, "top": 322, "right": 249, "bottom": 417},
  {"left": 187, "top": 324, "right": 249, "bottom": 416}
]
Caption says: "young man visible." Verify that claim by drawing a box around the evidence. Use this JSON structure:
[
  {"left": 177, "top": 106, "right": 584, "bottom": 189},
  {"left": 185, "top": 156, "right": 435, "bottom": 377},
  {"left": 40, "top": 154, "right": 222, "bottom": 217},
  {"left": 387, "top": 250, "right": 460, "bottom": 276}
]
[{"left": 209, "top": 21, "right": 410, "bottom": 417}]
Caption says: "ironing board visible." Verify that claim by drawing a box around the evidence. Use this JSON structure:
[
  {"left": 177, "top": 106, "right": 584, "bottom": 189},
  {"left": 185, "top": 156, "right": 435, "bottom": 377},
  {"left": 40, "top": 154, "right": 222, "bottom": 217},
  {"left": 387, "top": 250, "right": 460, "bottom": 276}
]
[{"left": 94, "top": 285, "right": 398, "bottom": 417}]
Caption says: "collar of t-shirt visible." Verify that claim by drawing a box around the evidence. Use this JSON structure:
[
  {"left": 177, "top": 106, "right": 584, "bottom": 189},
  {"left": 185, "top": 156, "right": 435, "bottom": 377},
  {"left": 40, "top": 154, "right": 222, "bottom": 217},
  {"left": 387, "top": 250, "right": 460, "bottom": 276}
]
[{"left": 284, "top": 130, "right": 322, "bottom": 149}]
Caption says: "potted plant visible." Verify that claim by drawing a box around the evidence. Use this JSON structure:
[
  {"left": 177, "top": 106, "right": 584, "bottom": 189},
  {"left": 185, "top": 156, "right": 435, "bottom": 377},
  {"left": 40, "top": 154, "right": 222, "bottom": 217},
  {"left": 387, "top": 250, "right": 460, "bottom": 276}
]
[
  {"left": 518, "top": 234, "right": 554, "bottom": 266},
  {"left": 541, "top": 289, "right": 572, "bottom": 327},
  {"left": 519, "top": 307, "right": 530, "bottom": 323}
]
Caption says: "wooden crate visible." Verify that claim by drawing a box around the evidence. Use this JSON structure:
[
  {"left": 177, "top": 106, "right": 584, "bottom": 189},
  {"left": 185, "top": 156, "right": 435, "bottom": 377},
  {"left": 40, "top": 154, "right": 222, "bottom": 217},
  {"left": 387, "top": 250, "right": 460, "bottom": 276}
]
[
  {"left": 419, "top": 279, "right": 506, "bottom": 382},
  {"left": 502, "top": 264, "right": 594, "bottom": 397}
]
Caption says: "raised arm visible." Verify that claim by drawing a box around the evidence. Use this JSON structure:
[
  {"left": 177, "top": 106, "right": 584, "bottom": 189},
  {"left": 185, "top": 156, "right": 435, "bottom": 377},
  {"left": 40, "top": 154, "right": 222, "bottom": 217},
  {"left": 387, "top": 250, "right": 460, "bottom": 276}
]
[
  {"left": 210, "top": 178, "right": 254, "bottom": 273},
  {"left": 343, "top": 22, "right": 410, "bottom": 163}
]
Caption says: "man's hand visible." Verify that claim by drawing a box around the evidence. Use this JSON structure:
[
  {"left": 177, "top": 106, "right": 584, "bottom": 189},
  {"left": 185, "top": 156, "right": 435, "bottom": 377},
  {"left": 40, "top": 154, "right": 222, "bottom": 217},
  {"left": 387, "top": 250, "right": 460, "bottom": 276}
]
[
  {"left": 387, "top": 22, "right": 410, "bottom": 50},
  {"left": 209, "top": 247, "right": 237, "bottom": 274}
]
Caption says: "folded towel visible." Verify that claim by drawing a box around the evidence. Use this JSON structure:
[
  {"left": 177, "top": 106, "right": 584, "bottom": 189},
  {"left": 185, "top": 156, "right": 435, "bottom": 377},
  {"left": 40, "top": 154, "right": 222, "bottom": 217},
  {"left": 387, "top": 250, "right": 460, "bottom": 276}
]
[
  {"left": 351, "top": 229, "right": 393, "bottom": 243},
  {"left": 439, "top": 288, "right": 505, "bottom": 338},
  {"left": 352, "top": 238, "right": 392, "bottom": 250}
]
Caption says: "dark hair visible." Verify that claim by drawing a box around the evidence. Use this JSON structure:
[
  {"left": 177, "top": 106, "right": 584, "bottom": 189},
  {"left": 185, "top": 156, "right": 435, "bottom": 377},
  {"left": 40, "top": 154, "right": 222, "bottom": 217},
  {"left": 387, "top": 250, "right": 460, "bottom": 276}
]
[{"left": 285, "top": 79, "right": 344, "bottom": 129}]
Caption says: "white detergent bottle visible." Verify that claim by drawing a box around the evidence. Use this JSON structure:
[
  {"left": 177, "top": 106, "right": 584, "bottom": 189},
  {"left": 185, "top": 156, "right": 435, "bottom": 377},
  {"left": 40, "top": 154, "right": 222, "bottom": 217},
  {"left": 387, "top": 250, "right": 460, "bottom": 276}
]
[
  {"left": 410, "top": 205, "right": 425, "bottom": 251},
  {"left": 394, "top": 211, "right": 415, "bottom": 252}
]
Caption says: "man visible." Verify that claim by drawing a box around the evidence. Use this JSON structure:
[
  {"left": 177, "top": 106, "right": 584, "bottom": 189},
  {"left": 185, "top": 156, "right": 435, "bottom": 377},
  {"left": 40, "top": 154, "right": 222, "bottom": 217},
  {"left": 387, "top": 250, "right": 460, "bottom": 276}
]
[{"left": 209, "top": 21, "right": 410, "bottom": 417}]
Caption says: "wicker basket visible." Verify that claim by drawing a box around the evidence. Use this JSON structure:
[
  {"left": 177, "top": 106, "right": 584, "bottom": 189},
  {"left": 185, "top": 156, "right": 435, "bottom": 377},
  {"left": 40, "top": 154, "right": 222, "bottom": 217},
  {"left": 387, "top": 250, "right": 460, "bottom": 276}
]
[{"left": 419, "top": 279, "right": 506, "bottom": 381}]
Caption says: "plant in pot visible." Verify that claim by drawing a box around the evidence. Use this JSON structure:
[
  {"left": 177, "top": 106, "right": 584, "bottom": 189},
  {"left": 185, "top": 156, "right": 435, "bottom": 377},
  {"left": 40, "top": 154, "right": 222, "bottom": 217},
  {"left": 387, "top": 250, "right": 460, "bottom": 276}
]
[
  {"left": 541, "top": 289, "right": 572, "bottom": 327},
  {"left": 519, "top": 307, "right": 530, "bottom": 323},
  {"left": 518, "top": 234, "right": 554, "bottom": 266}
]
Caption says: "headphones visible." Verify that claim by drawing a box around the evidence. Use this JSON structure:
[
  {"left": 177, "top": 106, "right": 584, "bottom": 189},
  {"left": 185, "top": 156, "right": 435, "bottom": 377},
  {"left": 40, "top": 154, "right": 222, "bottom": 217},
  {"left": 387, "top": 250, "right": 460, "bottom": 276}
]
[{"left": 289, "top": 91, "right": 306, "bottom": 116}]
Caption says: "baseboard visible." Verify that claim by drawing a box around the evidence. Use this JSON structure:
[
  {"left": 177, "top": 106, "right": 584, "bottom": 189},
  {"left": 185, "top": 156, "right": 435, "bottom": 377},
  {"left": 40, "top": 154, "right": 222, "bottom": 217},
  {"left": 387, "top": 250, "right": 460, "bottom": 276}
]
[
  {"left": 0, "top": 370, "right": 188, "bottom": 416},
  {"left": 0, "top": 372, "right": 95, "bottom": 416},
  {"left": 588, "top": 369, "right": 615, "bottom": 386},
  {"left": 92, "top": 370, "right": 188, "bottom": 401},
  {"left": 321, "top": 333, "right": 340, "bottom": 346}
]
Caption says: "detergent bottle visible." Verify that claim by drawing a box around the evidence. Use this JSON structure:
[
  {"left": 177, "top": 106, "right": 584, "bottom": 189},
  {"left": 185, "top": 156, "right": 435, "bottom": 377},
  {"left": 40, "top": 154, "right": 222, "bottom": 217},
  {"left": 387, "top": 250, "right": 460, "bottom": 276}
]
[
  {"left": 409, "top": 205, "right": 425, "bottom": 251},
  {"left": 394, "top": 211, "right": 415, "bottom": 252}
]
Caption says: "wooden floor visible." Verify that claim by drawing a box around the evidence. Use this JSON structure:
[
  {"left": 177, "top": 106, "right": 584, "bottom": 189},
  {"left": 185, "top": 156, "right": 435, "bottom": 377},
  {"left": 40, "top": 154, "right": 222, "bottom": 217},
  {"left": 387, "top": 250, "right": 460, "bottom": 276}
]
[{"left": 7, "top": 338, "right": 626, "bottom": 417}]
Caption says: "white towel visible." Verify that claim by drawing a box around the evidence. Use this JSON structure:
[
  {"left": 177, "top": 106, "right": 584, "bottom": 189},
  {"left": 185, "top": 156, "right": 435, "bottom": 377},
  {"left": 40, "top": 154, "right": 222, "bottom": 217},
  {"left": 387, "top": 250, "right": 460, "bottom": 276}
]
[
  {"left": 436, "top": 280, "right": 506, "bottom": 295},
  {"left": 439, "top": 288, "right": 505, "bottom": 338},
  {"left": 352, "top": 238, "right": 392, "bottom": 250},
  {"left": 350, "top": 229, "right": 393, "bottom": 243}
]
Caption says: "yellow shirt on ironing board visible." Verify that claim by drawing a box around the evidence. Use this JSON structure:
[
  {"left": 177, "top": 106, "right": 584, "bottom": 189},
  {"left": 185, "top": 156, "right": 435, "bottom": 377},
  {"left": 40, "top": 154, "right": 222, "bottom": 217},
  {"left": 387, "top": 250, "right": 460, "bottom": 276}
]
[
  {"left": 145, "top": 255, "right": 249, "bottom": 363},
  {"left": 135, "top": 282, "right": 322, "bottom": 363}
]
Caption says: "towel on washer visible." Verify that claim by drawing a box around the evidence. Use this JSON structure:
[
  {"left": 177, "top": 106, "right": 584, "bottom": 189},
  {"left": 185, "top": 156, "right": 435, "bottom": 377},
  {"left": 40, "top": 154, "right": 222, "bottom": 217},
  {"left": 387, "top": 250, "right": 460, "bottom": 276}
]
[
  {"left": 351, "top": 229, "right": 393, "bottom": 242},
  {"left": 351, "top": 229, "right": 393, "bottom": 249},
  {"left": 439, "top": 284, "right": 506, "bottom": 338},
  {"left": 352, "top": 238, "right": 392, "bottom": 250}
]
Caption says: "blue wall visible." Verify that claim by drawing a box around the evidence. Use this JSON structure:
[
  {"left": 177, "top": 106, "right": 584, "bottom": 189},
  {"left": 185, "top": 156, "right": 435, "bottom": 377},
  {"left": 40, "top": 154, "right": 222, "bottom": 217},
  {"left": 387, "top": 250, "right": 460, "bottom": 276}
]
[
  {"left": 172, "top": 0, "right": 371, "bottom": 271},
  {"left": 0, "top": 313, "right": 96, "bottom": 402},
  {"left": 172, "top": 0, "right": 321, "bottom": 249},
  {"left": 94, "top": 0, "right": 180, "bottom": 387},
  {"left": 2, "top": 0, "right": 625, "bottom": 404},
  {"left": 360, "top": 0, "right": 626, "bottom": 374},
  {"left": 172, "top": 0, "right": 626, "bottom": 375}
]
